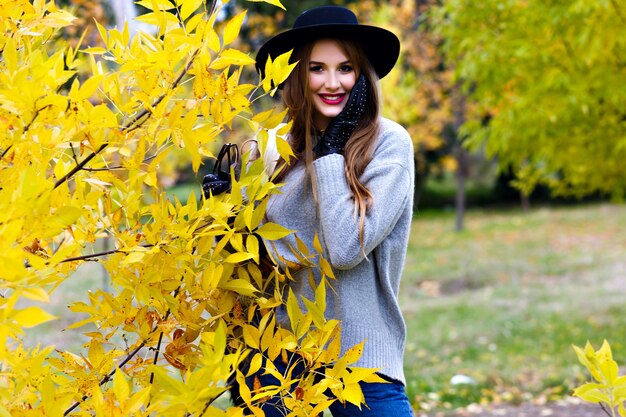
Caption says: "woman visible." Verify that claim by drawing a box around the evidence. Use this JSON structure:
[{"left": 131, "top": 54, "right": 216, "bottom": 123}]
[{"left": 251, "top": 6, "right": 415, "bottom": 417}]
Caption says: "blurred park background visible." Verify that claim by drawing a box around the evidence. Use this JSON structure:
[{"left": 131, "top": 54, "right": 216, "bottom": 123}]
[{"left": 35, "top": 0, "right": 626, "bottom": 413}]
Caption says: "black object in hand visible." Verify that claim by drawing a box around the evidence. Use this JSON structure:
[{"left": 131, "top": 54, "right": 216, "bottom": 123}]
[
  {"left": 313, "top": 74, "right": 368, "bottom": 157},
  {"left": 202, "top": 172, "right": 231, "bottom": 197},
  {"left": 202, "top": 143, "right": 239, "bottom": 198}
]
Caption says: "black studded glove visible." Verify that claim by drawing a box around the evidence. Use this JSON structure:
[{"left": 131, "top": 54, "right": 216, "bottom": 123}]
[
  {"left": 202, "top": 172, "right": 231, "bottom": 197},
  {"left": 202, "top": 143, "right": 239, "bottom": 198},
  {"left": 313, "top": 74, "right": 368, "bottom": 157}
]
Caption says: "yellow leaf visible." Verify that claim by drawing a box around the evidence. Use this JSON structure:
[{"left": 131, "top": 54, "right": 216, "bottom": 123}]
[
  {"left": 223, "top": 11, "right": 246, "bottom": 45},
  {"left": 113, "top": 369, "right": 130, "bottom": 402},
  {"left": 224, "top": 252, "right": 255, "bottom": 263},
  {"left": 202, "top": 262, "right": 224, "bottom": 291},
  {"left": 343, "top": 341, "right": 365, "bottom": 365},
  {"left": 275, "top": 136, "right": 295, "bottom": 163},
  {"left": 236, "top": 371, "right": 252, "bottom": 404},
  {"left": 325, "top": 329, "right": 342, "bottom": 362},
  {"left": 221, "top": 279, "right": 258, "bottom": 296},
  {"left": 210, "top": 49, "right": 255, "bottom": 70},
  {"left": 81, "top": 47, "right": 108, "bottom": 54},
  {"left": 88, "top": 341, "right": 105, "bottom": 368},
  {"left": 4, "top": 38, "right": 17, "bottom": 74},
  {"left": 343, "top": 367, "right": 383, "bottom": 385},
  {"left": 342, "top": 382, "right": 364, "bottom": 407},
  {"left": 124, "top": 251, "right": 145, "bottom": 265},
  {"left": 247, "top": 0, "right": 286, "bottom": 11},
  {"left": 12, "top": 306, "right": 57, "bottom": 328},
  {"left": 42, "top": 10, "right": 77, "bottom": 28},
  {"left": 207, "top": 28, "right": 221, "bottom": 53},
  {"left": 250, "top": 198, "right": 268, "bottom": 231},
  {"left": 313, "top": 233, "right": 323, "bottom": 254},
  {"left": 136, "top": 0, "right": 176, "bottom": 10},
  {"left": 48, "top": 206, "right": 83, "bottom": 235},
  {"left": 126, "top": 387, "right": 150, "bottom": 413},
  {"left": 255, "top": 222, "right": 292, "bottom": 240},
  {"left": 320, "top": 257, "right": 335, "bottom": 279},
  {"left": 271, "top": 50, "right": 297, "bottom": 88},
  {"left": 246, "top": 353, "right": 263, "bottom": 377},
  {"left": 573, "top": 382, "right": 608, "bottom": 403},
  {"left": 179, "top": 0, "right": 202, "bottom": 20},
  {"left": 21, "top": 287, "right": 50, "bottom": 302},
  {"left": 246, "top": 234, "right": 260, "bottom": 263},
  {"left": 242, "top": 324, "right": 260, "bottom": 349},
  {"left": 79, "top": 75, "right": 103, "bottom": 100}
]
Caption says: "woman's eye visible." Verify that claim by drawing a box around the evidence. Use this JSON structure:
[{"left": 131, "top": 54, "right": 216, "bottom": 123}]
[
  {"left": 340, "top": 65, "right": 354, "bottom": 72},
  {"left": 309, "top": 65, "right": 323, "bottom": 72}
]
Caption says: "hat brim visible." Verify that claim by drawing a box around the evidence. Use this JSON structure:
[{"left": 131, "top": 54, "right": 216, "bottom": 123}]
[{"left": 255, "top": 24, "right": 400, "bottom": 81}]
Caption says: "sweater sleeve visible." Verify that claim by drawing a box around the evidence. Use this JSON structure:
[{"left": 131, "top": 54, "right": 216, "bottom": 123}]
[{"left": 313, "top": 124, "right": 413, "bottom": 269}]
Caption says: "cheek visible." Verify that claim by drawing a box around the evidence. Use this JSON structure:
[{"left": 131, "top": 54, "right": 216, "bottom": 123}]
[
  {"left": 344, "top": 73, "right": 357, "bottom": 90},
  {"left": 308, "top": 74, "right": 323, "bottom": 93}
]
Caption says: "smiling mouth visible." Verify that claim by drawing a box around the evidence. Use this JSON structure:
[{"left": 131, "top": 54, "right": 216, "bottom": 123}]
[{"left": 319, "top": 94, "right": 346, "bottom": 105}]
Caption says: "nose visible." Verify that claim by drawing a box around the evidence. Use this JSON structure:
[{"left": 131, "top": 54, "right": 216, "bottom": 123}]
[{"left": 325, "top": 70, "right": 340, "bottom": 90}]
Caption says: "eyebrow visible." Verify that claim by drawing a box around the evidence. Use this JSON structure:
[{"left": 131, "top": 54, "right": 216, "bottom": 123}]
[{"left": 309, "top": 60, "right": 352, "bottom": 65}]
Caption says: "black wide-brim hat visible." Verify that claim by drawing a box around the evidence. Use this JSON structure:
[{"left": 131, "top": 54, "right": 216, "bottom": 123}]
[{"left": 255, "top": 6, "right": 400, "bottom": 81}]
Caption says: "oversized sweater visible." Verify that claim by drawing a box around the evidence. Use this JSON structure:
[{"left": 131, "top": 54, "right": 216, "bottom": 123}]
[{"left": 264, "top": 117, "right": 415, "bottom": 384}]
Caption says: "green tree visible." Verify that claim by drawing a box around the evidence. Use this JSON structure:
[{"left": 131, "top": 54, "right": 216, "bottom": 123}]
[{"left": 433, "top": 0, "right": 626, "bottom": 199}]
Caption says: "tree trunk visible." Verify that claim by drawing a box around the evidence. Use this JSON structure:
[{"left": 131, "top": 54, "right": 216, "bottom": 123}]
[
  {"left": 453, "top": 86, "right": 467, "bottom": 232},
  {"left": 110, "top": 0, "right": 145, "bottom": 35},
  {"left": 455, "top": 147, "right": 469, "bottom": 232}
]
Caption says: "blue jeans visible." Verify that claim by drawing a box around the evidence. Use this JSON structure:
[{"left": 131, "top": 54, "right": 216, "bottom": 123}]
[
  {"left": 326, "top": 379, "right": 414, "bottom": 417},
  {"left": 236, "top": 354, "right": 414, "bottom": 417}
]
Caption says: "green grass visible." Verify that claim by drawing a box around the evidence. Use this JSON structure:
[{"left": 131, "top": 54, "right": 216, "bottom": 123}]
[{"left": 401, "top": 203, "right": 626, "bottom": 411}]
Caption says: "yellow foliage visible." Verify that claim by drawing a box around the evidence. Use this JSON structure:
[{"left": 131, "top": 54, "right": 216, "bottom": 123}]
[
  {"left": 0, "top": 0, "right": 378, "bottom": 415},
  {"left": 573, "top": 340, "right": 626, "bottom": 416}
]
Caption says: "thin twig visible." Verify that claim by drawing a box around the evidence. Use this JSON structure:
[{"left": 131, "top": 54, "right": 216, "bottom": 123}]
[
  {"left": 82, "top": 154, "right": 159, "bottom": 171},
  {"left": 64, "top": 342, "right": 146, "bottom": 415},
  {"left": 58, "top": 246, "right": 144, "bottom": 263},
  {"left": 23, "top": 103, "right": 56, "bottom": 133},
  {"left": 1, "top": 145, "right": 12, "bottom": 159}
]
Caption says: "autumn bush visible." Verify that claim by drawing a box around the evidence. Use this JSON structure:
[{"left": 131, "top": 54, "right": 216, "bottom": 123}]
[{"left": 0, "top": 0, "right": 382, "bottom": 415}]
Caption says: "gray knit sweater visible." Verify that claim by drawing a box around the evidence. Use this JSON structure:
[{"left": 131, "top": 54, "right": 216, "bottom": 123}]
[{"left": 264, "top": 117, "right": 414, "bottom": 384}]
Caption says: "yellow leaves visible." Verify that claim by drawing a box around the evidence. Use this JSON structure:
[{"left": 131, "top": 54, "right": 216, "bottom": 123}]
[
  {"left": 0, "top": 1, "right": 381, "bottom": 415},
  {"left": 261, "top": 50, "right": 297, "bottom": 94},
  {"left": 573, "top": 340, "right": 626, "bottom": 411}
]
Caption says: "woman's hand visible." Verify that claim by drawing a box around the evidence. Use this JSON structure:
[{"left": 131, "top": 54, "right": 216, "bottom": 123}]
[
  {"left": 202, "top": 173, "right": 230, "bottom": 197},
  {"left": 314, "top": 74, "right": 368, "bottom": 156}
]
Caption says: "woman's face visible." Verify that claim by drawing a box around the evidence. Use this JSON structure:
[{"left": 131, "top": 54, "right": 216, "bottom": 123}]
[{"left": 308, "top": 39, "right": 357, "bottom": 130}]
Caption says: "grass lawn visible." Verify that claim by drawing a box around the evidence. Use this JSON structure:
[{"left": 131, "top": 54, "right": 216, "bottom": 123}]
[{"left": 401, "top": 203, "right": 626, "bottom": 411}]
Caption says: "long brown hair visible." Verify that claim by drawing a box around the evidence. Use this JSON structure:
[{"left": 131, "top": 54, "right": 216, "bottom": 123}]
[{"left": 277, "top": 38, "right": 381, "bottom": 245}]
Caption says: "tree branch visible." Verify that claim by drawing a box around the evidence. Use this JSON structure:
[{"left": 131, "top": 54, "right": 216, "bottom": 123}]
[{"left": 63, "top": 342, "right": 146, "bottom": 416}]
